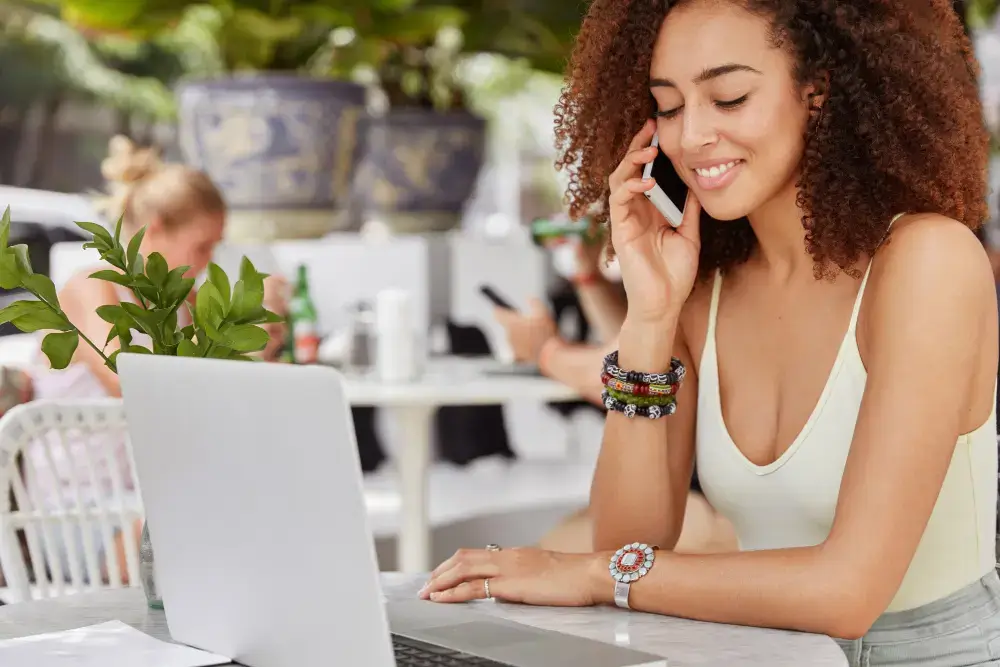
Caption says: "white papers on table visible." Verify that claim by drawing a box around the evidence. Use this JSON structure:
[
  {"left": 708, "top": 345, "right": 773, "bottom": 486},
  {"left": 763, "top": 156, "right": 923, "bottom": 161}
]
[{"left": 0, "top": 620, "right": 231, "bottom": 667}]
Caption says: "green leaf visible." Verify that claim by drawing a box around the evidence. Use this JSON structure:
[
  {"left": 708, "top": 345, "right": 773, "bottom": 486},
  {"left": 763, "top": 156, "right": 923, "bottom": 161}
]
[
  {"left": 115, "top": 320, "right": 133, "bottom": 347},
  {"left": 75, "top": 221, "right": 113, "bottom": 245},
  {"left": 106, "top": 350, "right": 119, "bottom": 373},
  {"left": 0, "top": 251, "right": 22, "bottom": 290},
  {"left": 89, "top": 269, "right": 132, "bottom": 287},
  {"left": 229, "top": 280, "right": 264, "bottom": 323},
  {"left": 105, "top": 322, "right": 122, "bottom": 346},
  {"left": 206, "top": 263, "right": 231, "bottom": 308},
  {"left": 122, "top": 345, "right": 152, "bottom": 354},
  {"left": 103, "top": 245, "right": 127, "bottom": 272},
  {"left": 207, "top": 345, "right": 232, "bottom": 359},
  {"left": 96, "top": 304, "right": 126, "bottom": 325},
  {"left": 162, "top": 267, "right": 194, "bottom": 306},
  {"left": 238, "top": 256, "right": 263, "bottom": 289},
  {"left": 0, "top": 206, "right": 10, "bottom": 249},
  {"left": 222, "top": 323, "right": 269, "bottom": 353},
  {"left": 255, "top": 308, "right": 285, "bottom": 325},
  {"left": 164, "top": 309, "right": 178, "bottom": 335},
  {"left": 180, "top": 324, "right": 195, "bottom": 340},
  {"left": 165, "top": 278, "right": 195, "bottom": 309},
  {"left": 177, "top": 339, "right": 200, "bottom": 357},
  {"left": 126, "top": 227, "right": 146, "bottom": 273},
  {"left": 10, "top": 245, "right": 31, "bottom": 276},
  {"left": 0, "top": 299, "right": 43, "bottom": 326},
  {"left": 113, "top": 214, "right": 124, "bottom": 245},
  {"left": 146, "top": 252, "right": 168, "bottom": 287},
  {"left": 121, "top": 302, "right": 160, "bottom": 339},
  {"left": 196, "top": 282, "right": 226, "bottom": 338},
  {"left": 41, "top": 331, "right": 79, "bottom": 370},
  {"left": 21, "top": 273, "right": 59, "bottom": 308},
  {"left": 130, "top": 275, "right": 159, "bottom": 303},
  {"left": 7, "top": 301, "right": 72, "bottom": 333}
]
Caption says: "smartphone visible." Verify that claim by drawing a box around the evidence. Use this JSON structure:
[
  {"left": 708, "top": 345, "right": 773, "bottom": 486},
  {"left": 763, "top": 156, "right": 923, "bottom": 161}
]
[
  {"left": 479, "top": 284, "right": 517, "bottom": 311},
  {"left": 642, "top": 133, "right": 688, "bottom": 228}
]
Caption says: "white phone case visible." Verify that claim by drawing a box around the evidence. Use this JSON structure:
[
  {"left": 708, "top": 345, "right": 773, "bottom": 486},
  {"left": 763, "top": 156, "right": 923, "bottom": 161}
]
[{"left": 642, "top": 134, "right": 685, "bottom": 228}]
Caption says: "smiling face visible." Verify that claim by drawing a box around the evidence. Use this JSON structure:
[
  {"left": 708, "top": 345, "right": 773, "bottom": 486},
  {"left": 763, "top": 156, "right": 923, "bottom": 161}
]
[{"left": 650, "top": 0, "right": 816, "bottom": 221}]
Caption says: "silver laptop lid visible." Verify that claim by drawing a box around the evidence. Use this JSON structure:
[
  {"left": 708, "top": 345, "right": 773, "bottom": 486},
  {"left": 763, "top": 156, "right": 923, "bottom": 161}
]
[{"left": 119, "top": 354, "right": 394, "bottom": 667}]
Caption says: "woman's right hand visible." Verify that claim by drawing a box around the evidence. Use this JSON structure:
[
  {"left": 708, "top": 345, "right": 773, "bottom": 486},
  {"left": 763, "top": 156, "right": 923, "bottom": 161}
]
[{"left": 609, "top": 119, "right": 702, "bottom": 326}]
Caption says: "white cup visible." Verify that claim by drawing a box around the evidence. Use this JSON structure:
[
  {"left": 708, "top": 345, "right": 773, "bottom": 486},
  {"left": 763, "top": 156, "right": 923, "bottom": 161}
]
[{"left": 375, "top": 288, "right": 418, "bottom": 383}]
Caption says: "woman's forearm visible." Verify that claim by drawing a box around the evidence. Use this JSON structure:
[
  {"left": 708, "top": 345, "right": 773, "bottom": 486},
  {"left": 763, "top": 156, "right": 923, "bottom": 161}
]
[
  {"left": 586, "top": 544, "right": 866, "bottom": 639},
  {"left": 589, "top": 322, "right": 687, "bottom": 551}
]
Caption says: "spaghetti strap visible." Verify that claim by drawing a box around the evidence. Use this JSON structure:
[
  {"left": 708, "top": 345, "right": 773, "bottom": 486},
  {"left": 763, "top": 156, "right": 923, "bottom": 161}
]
[
  {"left": 848, "top": 212, "right": 904, "bottom": 330},
  {"left": 707, "top": 269, "right": 723, "bottom": 336}
]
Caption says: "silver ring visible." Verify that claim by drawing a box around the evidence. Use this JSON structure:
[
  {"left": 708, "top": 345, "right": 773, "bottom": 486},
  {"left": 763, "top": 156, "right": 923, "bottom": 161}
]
[
  {"left": 484, "top": 578, "right": 492, "bottom": 599},
  {"left": 485, "top": 544, "right": 501, "bottom": 552}
]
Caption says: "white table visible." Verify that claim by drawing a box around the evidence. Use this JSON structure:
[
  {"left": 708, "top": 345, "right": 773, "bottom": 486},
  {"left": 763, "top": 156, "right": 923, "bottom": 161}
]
[
  {"left": 0, "top": 578, "right": 849, "bottom": 666},
  {"left": 343, "top": 358, "right": 580, "bottom": 572}
]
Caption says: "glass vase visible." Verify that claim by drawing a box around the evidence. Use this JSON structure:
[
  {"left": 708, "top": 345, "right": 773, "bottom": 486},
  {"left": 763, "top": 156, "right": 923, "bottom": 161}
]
[{"left": 139, "top": 520, "right": 163, "bottom": 609}]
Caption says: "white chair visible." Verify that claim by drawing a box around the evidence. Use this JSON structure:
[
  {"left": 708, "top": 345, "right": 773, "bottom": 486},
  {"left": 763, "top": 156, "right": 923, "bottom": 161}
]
[{"left": 0, "top": 399, "right": 143, "bottom": 603}]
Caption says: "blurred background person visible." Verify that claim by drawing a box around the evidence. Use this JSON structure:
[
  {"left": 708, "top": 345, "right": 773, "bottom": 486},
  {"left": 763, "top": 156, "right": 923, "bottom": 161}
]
[{"left": 24, "top": 136, "right": 287, "bottom": 582}]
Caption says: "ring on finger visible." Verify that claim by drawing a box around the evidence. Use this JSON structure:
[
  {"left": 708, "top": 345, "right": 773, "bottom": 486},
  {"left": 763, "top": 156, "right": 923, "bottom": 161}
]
[{"left": 484, "top": 578, "right": 492, "bottom": 600}]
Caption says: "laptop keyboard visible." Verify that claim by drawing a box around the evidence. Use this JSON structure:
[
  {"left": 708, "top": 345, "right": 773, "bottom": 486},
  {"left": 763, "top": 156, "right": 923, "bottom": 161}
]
[{"left": 392, "top": 634, "right": 514, "bottom": 666}]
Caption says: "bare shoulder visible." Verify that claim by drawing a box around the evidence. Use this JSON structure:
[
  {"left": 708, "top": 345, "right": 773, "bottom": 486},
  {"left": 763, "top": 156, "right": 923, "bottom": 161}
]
[
  {"left": 860, "top": 213, "right": 997, "bottom": 363},
  {"left": 867, "top": 213, "right": 994, "bottom": 303}
]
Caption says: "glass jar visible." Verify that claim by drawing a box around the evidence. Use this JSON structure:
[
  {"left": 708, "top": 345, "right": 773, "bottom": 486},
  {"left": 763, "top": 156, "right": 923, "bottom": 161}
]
[{"left": 139, "top": 520, "right": 163, "bottom": 609}]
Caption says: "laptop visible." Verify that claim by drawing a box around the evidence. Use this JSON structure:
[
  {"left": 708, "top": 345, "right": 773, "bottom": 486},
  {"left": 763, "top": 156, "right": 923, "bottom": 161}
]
[{"left": 117, "top": 355, "right": 667, "bottom": 667}]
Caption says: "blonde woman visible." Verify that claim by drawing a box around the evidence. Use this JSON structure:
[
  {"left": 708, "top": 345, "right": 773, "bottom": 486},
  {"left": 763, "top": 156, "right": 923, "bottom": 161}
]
[{"left": 28, "top": 136, "right": 287, "bottom": 582}]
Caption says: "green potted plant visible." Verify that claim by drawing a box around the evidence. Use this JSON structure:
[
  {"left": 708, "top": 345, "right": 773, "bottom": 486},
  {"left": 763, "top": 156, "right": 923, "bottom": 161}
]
[
  {"left": 30, "top": 0, "right": 374, "bottom": 241},
  {"left": 0, "top": 205, "right": 280, "bottom": 606},
  {"left": 331, "top": 0, "right": 586, "bottom": 233}
]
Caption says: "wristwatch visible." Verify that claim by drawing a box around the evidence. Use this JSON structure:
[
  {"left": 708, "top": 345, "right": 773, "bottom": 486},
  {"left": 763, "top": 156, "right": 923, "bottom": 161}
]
[{"left": 609, "top": 542, "right": 657, "bottom": 609}]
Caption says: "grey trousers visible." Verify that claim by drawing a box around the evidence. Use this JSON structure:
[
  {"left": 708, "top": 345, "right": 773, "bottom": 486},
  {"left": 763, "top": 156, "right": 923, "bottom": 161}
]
[{"left": 836, "top": 569, "right": 1000, "bottom": 666}]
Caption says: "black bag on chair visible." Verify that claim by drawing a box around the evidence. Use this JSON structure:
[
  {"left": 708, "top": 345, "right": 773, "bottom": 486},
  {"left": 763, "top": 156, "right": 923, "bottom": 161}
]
[
  {"left": 352, "top": 406, "right": 386, "bottom": 473},
  {"left": 433, "top": 320, "right": 516, "bottom": 465}
]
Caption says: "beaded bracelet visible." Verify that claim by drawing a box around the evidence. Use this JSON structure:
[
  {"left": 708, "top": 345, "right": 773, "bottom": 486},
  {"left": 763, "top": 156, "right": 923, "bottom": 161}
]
[
  {"left": 603, "top": 390, "right": 677, "bottom": 419},
  {"left": 601, "top": 373, "right": 678, "bottom": 397},
  {"left": 603, "top": 351, "right": 686, "bottom": 386},
  {"left": 605, "top": 387, "right": 677, "bottom": 408}
]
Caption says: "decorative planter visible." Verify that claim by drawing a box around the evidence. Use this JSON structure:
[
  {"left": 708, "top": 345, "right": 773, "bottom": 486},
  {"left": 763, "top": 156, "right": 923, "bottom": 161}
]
[
  {"left": 176, "top": 74, "right": 368, "bottom": 242},
  {"left": 350, "top": 109, "right": 486, "bottom": 233}
]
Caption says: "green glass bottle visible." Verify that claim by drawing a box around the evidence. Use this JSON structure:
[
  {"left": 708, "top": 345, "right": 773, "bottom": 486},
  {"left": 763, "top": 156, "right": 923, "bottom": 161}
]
[{"left": 289, "top": 264, "right": 319, "bottom": 365}]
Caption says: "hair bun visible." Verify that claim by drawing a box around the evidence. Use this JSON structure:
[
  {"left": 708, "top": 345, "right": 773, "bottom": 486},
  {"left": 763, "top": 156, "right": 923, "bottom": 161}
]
[
  {"left": 101, "top": 135, "right": 162, "bottom": 185},
  {"left": 94, "top": 135, "right": 163, "bottom": 221}
]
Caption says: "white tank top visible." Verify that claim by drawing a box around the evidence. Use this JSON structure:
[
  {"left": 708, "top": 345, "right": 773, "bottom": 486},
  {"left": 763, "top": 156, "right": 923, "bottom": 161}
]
[{"left": 695, "top": 260, "right": 998, "bottom": 612}]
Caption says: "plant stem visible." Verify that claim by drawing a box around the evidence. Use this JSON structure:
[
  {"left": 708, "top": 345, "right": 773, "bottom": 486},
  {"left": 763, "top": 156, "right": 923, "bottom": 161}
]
[
  {"left": 76, "top": 327, "right": 115, "bottom": 367},
  {"left": 25, "top": 286, "right": 115, "bottom": 367}
]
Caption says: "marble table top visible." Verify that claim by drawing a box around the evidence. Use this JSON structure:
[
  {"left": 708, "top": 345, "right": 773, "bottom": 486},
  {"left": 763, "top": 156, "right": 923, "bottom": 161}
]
[{"left": 0, "top": 574, "right": 848, "bottom": 666}]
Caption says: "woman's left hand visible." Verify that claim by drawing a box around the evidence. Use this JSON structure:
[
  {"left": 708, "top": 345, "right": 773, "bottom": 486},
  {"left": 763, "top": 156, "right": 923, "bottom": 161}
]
[{"left": 418, "top": 547, "right": 604, "bottom": 607}]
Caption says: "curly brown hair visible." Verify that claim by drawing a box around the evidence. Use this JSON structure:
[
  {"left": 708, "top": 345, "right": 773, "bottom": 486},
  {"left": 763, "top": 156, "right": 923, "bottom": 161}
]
[{"left": 554, "top": 0, "right": 989, "bottom": 279}]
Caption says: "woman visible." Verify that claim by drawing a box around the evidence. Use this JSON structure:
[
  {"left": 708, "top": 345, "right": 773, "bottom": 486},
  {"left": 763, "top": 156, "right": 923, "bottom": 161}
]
[
  {"left": 28, "top": 136, "right": 287, "bottom": 582},
  {"left": 420, "top": 0, "right": 1000, "bottom": 663},
  {"left": 498, "top": 233, "right": 737, "bottom": 555}
]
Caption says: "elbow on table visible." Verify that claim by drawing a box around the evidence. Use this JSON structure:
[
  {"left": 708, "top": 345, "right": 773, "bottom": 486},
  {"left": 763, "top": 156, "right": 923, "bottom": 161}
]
[{"left": 814, "top": 568, "right": 888, "bottom": 640}]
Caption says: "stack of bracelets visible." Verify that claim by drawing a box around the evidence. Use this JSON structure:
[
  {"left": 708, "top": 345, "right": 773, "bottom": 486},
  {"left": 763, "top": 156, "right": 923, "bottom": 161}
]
[{"left": 601, "top": 350, "right": 685, "bottom": 419}]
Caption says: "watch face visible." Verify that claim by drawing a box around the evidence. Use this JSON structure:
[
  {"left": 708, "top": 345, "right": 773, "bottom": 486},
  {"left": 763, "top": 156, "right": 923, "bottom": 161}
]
[{"left": 609, "top": 543, "right": 656, "bottom": 582}]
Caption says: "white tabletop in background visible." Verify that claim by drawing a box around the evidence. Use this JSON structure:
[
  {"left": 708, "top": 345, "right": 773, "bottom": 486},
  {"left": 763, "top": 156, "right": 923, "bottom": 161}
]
[{"left": 343, "top": 358, "right": 580, "bottom": 407}]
